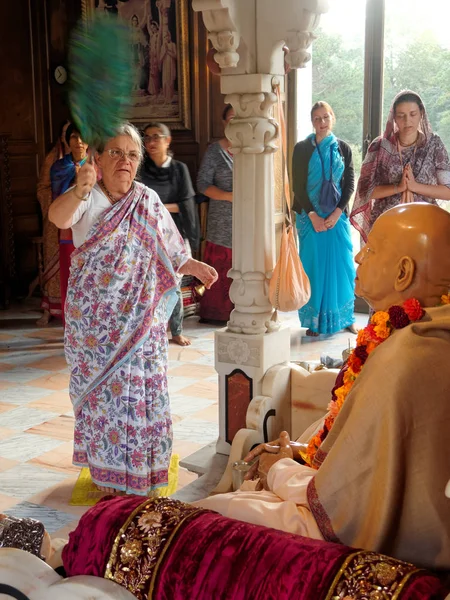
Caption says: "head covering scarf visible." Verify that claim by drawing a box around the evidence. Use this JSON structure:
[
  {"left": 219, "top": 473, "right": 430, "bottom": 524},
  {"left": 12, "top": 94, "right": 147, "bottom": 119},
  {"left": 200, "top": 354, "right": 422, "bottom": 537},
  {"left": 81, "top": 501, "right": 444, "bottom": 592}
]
[{"left": 350, "top": 90, "right": 433, "bottom": 241}]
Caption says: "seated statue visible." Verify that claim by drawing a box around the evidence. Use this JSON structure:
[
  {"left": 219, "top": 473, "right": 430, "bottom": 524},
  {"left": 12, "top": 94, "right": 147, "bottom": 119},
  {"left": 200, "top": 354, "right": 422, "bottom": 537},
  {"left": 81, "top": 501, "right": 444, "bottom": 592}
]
[{"left": 193, "top": 203, "right": 450, "bottom": 571}]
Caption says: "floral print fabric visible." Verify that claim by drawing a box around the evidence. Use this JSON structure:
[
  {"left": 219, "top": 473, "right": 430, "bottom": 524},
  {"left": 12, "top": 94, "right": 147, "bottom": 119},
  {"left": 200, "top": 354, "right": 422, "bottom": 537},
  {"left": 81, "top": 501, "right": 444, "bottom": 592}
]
[{"left": 66, "top": 182, "right": 188, "bottom": 494}]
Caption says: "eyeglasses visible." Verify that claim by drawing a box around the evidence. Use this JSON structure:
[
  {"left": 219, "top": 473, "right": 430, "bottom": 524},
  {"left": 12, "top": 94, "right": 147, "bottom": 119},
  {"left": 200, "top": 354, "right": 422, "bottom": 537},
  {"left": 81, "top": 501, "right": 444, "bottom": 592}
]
[
  {"left": 313, "top": 115, "right": 331, "bottom": 124},
  {"left": 107, "top": 148, "right": 141, "bottom": 162},
  {"left": 144, "top": 134, "right": 167, "bottom": 143}
]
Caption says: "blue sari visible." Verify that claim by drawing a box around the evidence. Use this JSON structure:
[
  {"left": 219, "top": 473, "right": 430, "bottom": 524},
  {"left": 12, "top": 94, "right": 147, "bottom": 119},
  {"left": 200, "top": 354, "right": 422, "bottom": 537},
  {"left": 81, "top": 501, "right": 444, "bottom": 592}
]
[{"left": 297, "top": 133, "right": 355, "bottom": 334}]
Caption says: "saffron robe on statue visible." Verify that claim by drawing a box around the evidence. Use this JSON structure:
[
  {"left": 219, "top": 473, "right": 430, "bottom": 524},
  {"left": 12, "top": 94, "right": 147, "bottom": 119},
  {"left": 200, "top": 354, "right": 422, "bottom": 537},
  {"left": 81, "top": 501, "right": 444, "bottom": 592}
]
[{"left": 195, "top": 304, "right": 450, "bottom": 571}]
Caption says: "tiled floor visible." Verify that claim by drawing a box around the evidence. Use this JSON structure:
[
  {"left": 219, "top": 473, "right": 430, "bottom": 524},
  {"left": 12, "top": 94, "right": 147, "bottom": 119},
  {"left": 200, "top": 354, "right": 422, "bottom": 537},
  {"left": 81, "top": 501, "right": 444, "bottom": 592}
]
[{"left": 0, "top": 299, "right": 367, "bottom": 538}]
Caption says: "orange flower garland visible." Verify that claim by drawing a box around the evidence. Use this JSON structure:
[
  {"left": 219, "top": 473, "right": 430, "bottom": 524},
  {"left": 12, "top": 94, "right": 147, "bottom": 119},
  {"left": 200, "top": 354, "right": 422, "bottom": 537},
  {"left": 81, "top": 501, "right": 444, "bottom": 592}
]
[{"left": 304, "top": 298, "right": 425, "bottom": 469}]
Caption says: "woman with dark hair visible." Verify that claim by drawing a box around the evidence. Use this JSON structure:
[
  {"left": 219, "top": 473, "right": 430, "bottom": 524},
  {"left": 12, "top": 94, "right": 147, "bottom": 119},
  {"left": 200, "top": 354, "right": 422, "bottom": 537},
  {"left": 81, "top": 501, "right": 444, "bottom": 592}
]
[
  {"left": 50, "top": 123, "right": 89, "bottom": 324},
  {"left": 292, "top": 101, "right": 356, "bottom": 336},
  {"left": 36, "top": 120, "right": 70, "bottom": 325},
  {"left": 139, "top": 121, "right": 200, "bottom": 346},
  {"left": 197, "top": 103, "right": 235, "bottom": 324},
  {"left": 351, "top": 89, "right": 450, "bottom": 242}
]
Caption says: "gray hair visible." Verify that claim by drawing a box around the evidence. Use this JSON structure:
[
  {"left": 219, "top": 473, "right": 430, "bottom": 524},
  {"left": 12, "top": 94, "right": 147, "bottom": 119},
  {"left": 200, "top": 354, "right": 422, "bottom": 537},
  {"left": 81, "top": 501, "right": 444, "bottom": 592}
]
[{"left": 97, "top": 122, "right": 144, "bottom": 163}]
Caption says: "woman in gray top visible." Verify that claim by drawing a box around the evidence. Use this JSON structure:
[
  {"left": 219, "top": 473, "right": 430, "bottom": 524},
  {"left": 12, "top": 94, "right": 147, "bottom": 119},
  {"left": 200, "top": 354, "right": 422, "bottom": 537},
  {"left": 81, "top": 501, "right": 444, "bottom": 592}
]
[{"left": 197, "top": 104, "right": 235, "bottom": 323}]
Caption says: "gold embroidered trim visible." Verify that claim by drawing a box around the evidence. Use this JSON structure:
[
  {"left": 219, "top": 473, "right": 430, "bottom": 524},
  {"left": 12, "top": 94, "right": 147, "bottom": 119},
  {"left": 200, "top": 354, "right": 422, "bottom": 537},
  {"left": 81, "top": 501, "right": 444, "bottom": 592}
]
[
  {"left": 325, "top": 550, "right": 423, "bottom": 600},
  {"left": 104, "top": 497, "right": 201, "bottom": 600}
]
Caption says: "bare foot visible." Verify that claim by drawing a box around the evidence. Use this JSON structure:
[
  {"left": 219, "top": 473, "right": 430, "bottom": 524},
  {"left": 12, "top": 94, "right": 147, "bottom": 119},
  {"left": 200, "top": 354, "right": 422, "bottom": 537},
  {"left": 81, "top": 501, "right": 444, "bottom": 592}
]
[
  {"left": 36, "top": 310, "right": 51, "bottom": 327},
  {"left": 306, "top": 329, "right": 320, "bottom": 337},
  {"left": 346, "top": 323, "right": 359, "bottom": 334},
  {"left": 171, "top": 334, "right": 191, "bottom": 346}
]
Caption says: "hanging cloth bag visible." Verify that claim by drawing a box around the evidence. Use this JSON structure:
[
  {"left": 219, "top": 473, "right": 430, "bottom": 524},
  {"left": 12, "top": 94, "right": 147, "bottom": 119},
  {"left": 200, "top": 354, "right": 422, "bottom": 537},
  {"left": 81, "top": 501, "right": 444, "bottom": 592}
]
[
  {"left": 317, "top": 144, "right": 341, "bottom": 216},
  {"left": 269, "top": 87, "right": 311, "bottom": 313}
]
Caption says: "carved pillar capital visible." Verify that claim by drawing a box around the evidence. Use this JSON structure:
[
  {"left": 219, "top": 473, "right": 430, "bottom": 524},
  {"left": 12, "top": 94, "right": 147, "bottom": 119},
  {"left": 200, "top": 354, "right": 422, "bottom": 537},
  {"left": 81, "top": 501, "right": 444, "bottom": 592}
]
[
  {"left": 208, "top": 30, "right": 240, "bottom": 68},
  {"left": 225, "top": 92, "right": 279, "bottom": 155}
]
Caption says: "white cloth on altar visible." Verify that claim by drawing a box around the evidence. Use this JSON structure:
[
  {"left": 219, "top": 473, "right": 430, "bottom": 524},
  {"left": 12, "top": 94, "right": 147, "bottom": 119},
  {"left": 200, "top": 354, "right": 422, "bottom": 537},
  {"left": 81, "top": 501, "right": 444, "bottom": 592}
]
[{"left": 193, "top": 458, "right": 324, "bottom": 540}]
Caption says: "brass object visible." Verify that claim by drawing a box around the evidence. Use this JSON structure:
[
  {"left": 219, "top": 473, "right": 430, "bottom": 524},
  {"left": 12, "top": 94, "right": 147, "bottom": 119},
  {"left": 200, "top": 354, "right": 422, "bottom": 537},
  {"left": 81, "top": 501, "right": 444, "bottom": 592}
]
[{"left": 195, "top": 284, "right": 206, "bottom": 297}]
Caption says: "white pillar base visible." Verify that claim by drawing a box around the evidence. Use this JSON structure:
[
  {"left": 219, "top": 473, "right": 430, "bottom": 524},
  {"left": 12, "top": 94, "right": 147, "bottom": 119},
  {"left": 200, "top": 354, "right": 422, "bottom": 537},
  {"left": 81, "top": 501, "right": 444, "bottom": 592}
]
[{"left": 214, "top": 325, "right": 291, "bottom": 455}]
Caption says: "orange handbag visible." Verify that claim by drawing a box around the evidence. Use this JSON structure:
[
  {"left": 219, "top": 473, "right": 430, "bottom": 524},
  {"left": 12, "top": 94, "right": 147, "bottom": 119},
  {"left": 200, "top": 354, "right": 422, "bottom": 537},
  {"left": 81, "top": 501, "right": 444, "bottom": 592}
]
[{"left": 268, "top": 87, "right": 311, "bottom": 313}]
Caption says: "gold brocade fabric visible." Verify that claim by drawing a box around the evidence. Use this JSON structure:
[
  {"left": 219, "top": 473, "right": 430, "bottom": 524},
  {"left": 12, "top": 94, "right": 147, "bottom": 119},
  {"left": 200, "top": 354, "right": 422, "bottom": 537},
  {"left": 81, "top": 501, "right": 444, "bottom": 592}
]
[
  {"left": 105, "top": 498, "right": 201, "bottom": 600},
  {"left": 326, "top": 551, "right": 423, "bottom": 600}
]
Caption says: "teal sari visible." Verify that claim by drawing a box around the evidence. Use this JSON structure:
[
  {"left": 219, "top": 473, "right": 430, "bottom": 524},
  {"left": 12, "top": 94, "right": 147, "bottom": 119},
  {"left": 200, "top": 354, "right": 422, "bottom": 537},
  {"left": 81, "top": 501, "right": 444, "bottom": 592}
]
[{"left": 297, "top": 133, "right": 355, "bottom": 334}]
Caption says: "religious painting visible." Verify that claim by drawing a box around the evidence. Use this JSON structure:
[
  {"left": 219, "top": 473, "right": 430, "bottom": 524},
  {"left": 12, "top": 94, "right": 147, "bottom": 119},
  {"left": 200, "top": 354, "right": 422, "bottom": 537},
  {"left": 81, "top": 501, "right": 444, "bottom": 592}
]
[
  {"left": 81, "top": 0, "right": 190, "bottom": 129},
  {"left": 225, "top": 370, "right": 253, "bottom": 445}
]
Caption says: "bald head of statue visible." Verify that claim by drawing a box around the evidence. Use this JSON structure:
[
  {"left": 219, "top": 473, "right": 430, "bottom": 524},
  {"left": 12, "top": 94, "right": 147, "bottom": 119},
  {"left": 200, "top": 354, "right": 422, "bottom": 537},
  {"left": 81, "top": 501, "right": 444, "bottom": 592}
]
[{"left": 355, "top": 203, "right": 450, "bottom": 311}]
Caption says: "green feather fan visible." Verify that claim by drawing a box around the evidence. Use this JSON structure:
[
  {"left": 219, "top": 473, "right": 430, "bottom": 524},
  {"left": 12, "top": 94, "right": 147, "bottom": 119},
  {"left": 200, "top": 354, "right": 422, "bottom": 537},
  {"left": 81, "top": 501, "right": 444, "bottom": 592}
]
[{"left": 69, "top": 17, "right": 133, "bottom": 148}]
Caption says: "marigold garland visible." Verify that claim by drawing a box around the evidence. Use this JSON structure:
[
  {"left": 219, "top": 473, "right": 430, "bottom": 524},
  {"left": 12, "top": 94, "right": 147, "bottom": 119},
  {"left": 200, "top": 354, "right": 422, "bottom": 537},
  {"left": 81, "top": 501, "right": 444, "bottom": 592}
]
[{"left": 304, "top": 298, "right": 425, "bottom": 469}]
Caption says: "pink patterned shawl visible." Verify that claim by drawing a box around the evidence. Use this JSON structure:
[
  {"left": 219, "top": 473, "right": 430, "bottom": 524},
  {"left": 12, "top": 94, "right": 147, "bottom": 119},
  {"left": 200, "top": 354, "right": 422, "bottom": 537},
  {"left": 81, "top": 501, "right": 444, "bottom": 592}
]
[
  {"left": 350, "top": 90, "right": 450, "bottom": 241},
  {"left": 65, "top": 182, "right": 186, "bottom": 417}
]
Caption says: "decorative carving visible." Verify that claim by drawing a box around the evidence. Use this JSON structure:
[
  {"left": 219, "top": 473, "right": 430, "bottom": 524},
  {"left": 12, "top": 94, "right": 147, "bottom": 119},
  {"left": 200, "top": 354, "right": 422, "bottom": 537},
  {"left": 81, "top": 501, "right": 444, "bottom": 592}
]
[
  {"left": 285, "top": 30, "right": 317, "bottom": 68},
  {"left": 217, "top": 335, "right": 261, "bottom": 367},
  {"left": 208, "top": 30, "right": 240, "bottom": 68},
  {"left": 225, "top": 93, "right": 278, "bottom": 154}
]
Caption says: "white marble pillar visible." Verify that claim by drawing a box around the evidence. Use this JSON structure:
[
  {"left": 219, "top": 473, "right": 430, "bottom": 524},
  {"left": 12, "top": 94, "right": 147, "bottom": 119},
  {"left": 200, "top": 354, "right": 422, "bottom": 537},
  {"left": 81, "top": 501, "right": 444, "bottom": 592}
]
[{"left": 193, "top": 0, "right": 329, "bottom": 454}]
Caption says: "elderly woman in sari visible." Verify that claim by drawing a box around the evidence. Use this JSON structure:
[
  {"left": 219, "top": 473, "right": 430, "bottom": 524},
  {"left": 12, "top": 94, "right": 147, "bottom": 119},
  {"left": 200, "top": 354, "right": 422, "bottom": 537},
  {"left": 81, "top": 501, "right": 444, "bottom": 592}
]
[
  {"left": 351, "top": 90, "right": 450, "bottom": 241},
  {"left": 49, "top": 123, "right": 217, "bottom": 496}
]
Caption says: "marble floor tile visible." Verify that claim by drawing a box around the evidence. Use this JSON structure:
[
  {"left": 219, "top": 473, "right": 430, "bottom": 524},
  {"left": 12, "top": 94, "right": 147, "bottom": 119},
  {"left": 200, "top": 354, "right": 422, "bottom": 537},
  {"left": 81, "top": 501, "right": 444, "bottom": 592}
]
[
  {"left": 27, "top": 415, "right": 74, "bottom": 441},
  {"left": 177, "top": 380, "right": 219, "bottom": 400},
  {"left": 189, "top": 353, "right": 215, "bottom": 366},
  {"left": 0, "top": 352, "right": 54, "bottom": 367},
  {"left": 28, "top": 441, "right": 76, "bottom": 475},
  {"left": 0, "top": 463, "right": 70, "bottom": 499},
  {"left": 170, "top": 396, "right": 215, "bottom": 418},
  {"left": 0, "top": 363, "right": 14, "bottom": 371},
  {"left": 25, "top": 372, "right": 70, "bottom": 390},
  {"left": 0, "top": 427, "right": 16, "bottom": 441},
  {"left": 177, "top": 467, "right": 198, "bottom": 490},
  {"left": 171, "top": 439, "right": 204, "bottom": 460},
  {"left": 27, "top": 355, "right": 68, "bottom": 371},
  {"left": 4, "top": 501, "right": 78, "bottom": 534},
  {"left": 0, "top": 456, "right": 19, "bottom": 472},
  {"left": 168, "top": 347, "right": 208, "bottom": 362},
  {"left": 0, "top": 492, "right": 20, "bottom": 512},
  {"left": 27, "top": 390, "right": 72, "bottom": 413},
  {"left": 0, "top": 333, "right": 16, "bottom": 342},
  {"left": 191, "top": 404, "right": 219, "bottom": 423},
  {"left": 167, "top": 376, "right": 202, "bottom": 395},
  {"left": 0, "top": 381, "right": 14, "bottom": 390},
  {"left": 0, "top": 406, "right": 59, "bottom": 431},
  {"left": 49, "top": 521, "right": 79, "bottom": 540},
  {"left": 169, "top": 364, "right": 217, "bottom": 379},
  {"left": 0, "top": 433, "right": 63, "bottom": 462},
  {"left": 0, "top": 403, "right": 15, "bottom": 415},
  {"left": 23, "top": 329, "right": 64, "bottom": 341},
  {"left": 0, "top": 386, "right": 54, "bottom": 406},
  {"left": 172, "top": 418, "right": 219, "bottom": 444},
  {"left": 0, "top": 367, "right": 53, "bottom": 384}
]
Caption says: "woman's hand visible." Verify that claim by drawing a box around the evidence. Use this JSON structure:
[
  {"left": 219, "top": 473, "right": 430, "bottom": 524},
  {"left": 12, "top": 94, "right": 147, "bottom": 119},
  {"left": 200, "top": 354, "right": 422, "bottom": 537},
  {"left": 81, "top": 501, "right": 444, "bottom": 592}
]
[
  {"left": 324, "top": 207, "right": 342, "bottom": 229},
  {"left": 397, "top": 167, "right": 408, "bottom": 194},
  {"left": 308, "top": 211, "right": 327, "bottom": 233},
  {"left": 74, "top": 159, "right": 97, "bottom": 200},
  {"left": 405, "top": 164, "right": 417, "bottom": 193},
  {"left": 180, "top": 258, "right": 218, "bottom": 289}
]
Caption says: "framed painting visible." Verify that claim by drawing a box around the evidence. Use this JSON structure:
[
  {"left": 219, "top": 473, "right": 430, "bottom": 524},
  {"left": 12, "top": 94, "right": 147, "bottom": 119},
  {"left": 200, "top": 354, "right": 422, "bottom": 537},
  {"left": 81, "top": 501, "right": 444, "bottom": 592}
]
[{"left": 81, "top": 0, "right": 191, "bottom": 129}]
